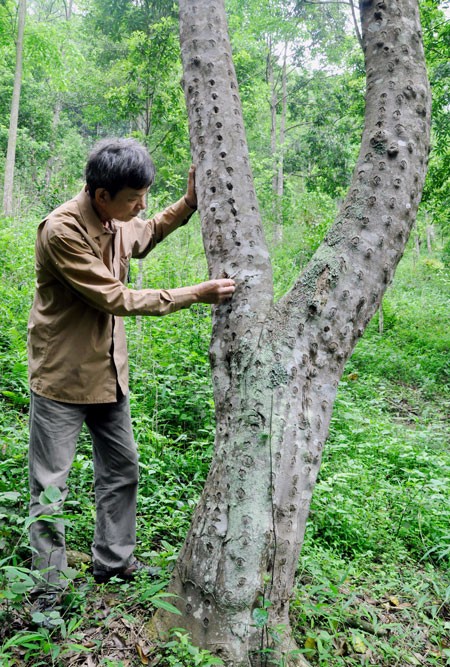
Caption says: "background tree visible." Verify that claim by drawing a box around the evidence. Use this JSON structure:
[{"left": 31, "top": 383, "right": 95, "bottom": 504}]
[
  {"left": 154, "top": 0, "right": 431, "bottom": 664},
  {"left": 419, "top": 0, "right": 450, "bottom": 252},
  {"left": 2, "top": 0, "right": 26, "bottom": 216}
]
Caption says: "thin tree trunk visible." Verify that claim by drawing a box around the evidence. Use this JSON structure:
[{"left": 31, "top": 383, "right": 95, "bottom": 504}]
[
  {"left": 267, "top": 40, "right": 280, "bottom": 240},
  {"left": 63, "top": 0, "right": 73, "bottom": 21},
  {"left": 2, "top": 0, "right": 26, "bottom": 217},
  {"left": 274, "top": 41, "right": 288, "bottom": 243},
  {"left": 154, "top": 0, "right": 431, "bottom": 664},
  {"left": 277, "top": 42, "right": 287, "bottom": 203},
  {"left": 45, "top": 101, "right": 62, "bottom": 188},
  {"left": 135, "top": 257, "right": 144, "bottom": 336},
  {"left": 426, "top": 222, "right": 434, "bottom": 253}
]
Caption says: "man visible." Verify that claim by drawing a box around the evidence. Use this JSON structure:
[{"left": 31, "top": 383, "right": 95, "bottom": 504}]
[{"left": 27, "top": 138, "right": 235, "bottom": 611}]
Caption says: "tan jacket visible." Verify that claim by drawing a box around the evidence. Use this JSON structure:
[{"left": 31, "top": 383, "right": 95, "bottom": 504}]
[{"left": 28, "top": 189, "right": 197, "bottom": 403}]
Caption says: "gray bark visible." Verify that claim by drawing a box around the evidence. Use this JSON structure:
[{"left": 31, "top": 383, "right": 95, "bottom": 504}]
[
  {"left": 2, "top": 0, "right": 26, "bottom": 217},
  {"left": 154, "top": 0, "right": 431, "bottom": 664},
  {"left": 45, "top": 101, "right": 62, "bottom": 188},
  {"left": 274, "top": 42, "right": 288, "bottom": 244},
  {"left": 426, "top": 222, "right": 434, "bottom": 253}
]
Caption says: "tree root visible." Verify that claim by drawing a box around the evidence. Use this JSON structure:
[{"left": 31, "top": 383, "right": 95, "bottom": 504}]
[{"left": 146, "top": 614, "right": 313, "bottom": 667}]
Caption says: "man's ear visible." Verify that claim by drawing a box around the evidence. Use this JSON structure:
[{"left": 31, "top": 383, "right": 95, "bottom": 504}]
[{"left": 94, "top": 188, "right": 112, "bottom": 204}]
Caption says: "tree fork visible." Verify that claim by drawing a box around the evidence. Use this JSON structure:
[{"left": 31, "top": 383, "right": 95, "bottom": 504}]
[{"left": 153, "top": 0, "right": 430, "bottom": 665}]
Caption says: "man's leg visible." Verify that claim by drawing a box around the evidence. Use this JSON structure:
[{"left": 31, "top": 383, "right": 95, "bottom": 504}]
[
  {"left": 86, "top": 393, "right": 139, "bottom": 573},
  {"left": 28, "top": 392, "right": 86, "bottom": 590}
]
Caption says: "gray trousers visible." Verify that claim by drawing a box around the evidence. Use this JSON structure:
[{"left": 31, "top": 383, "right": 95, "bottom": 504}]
[{"left": 28, "top": 391, "right": 139, "bottom": 590}]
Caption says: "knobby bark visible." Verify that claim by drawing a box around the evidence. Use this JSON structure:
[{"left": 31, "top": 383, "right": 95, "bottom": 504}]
[
  {"left": 154, "top": 0, "right": 431, "bottom": 664},
  {"left": 2, "top": 0, "right": 26, "bottom": 217}
]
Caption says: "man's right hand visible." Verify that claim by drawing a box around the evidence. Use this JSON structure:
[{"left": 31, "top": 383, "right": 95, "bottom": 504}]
[{"left": 195, "top": 279, "right": 236, "bottom": 304}]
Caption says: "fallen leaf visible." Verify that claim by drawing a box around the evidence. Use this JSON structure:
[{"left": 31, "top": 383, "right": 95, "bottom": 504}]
[
  {"left": 388, "top": 596, "right": 400, "bottom": 606},
  {"left": 136, "top": 642, "right": 150, "bottom": 665},
  {"left": 121, "top": 617, "right": 134, "bottom": 630},
  {"left": 351, "top": 634, "right": 367, "bottom": 654},
  {"left": 110, "top": 632, "right": 127, "bottom": 649},
  {"left": 304, "top": 637, "right": 317, "bottom": 652}
]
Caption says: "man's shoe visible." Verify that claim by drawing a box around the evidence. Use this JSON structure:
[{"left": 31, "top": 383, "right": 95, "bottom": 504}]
[{"left": 93, "top": 559, "right": 161, "bottom": 584}]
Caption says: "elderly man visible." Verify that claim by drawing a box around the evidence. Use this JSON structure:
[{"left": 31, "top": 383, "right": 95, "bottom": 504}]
[{"left": 27, "top": 138, "right": 235, "bottom": 615}]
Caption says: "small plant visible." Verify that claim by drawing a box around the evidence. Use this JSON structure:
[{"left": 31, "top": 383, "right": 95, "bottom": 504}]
[{"left": 162, "top": 629, "right": 224, "bottom": 666}]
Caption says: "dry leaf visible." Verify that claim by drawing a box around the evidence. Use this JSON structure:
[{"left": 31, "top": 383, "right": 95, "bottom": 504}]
[
  {"left": 351, "top": 634, "right": 367, "bottom": 654},
  {"left": 136, "top": 642, "right": 150, "bottom": 665},
  {"left": 110, "top": 632, "right": 127, "bottom": 649},
  {"left": 388, "top": 595, "right": 400, "bottom": 606}
]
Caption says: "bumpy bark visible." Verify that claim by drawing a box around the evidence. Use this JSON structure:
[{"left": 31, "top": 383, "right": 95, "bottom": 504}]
[{"left": 154, "top": 0, "right": 431, "bottom": 664}]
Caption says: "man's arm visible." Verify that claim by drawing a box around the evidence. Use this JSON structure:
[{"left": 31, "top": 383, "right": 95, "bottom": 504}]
[
  {"left": 130, "top": 167, "right": 197, "bottom": 259},
  {"left": 46, "top": 231, "right": 235, "bottom": 316}
]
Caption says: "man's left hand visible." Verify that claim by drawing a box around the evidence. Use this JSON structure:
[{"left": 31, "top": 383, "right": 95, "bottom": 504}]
[{"left": 184, "top": 165, "right": 197, "bottom": 209}]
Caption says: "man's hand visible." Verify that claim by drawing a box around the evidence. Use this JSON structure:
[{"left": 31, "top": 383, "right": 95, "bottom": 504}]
[
  {"left": 184, "top": 165, "right": 197, "bottom": 209},
  {"left": 195, "top": 279, "right": 236, "bottom": 304}
]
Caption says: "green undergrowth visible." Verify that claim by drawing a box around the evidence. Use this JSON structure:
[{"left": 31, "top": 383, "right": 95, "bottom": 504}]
[{"left": 0, "top": 214, "right": 449, "bottom": 665}]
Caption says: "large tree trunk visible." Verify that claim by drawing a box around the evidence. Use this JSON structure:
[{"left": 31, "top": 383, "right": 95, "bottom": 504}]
[
  {"left": 2, "top": 0, "right": 26, "bottom": 217},
  {"left": 154, "top": 0, "right": 431, "bottom": 664}
]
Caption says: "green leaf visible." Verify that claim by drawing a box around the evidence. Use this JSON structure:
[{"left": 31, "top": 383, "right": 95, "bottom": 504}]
[
  {"left": 351, "top": 634, "right": 367, "bottom": 654},
  {"left": 24, "top": 514, "right": 60, "bottom": 529},
  {"left": 0, "top": 491, "right": 20, "bottom": 502},
  {"left": 39, "top": 486, "right": 62, "bottom": 505},
  {"left": 10, "top": 581, "right": 34, "bottom": 594},
  {"left": 151, "top": 598, "right": 182, "bottom": 614},
  {"left": 0, "top": 390, "right": 29, "bottom": 405},
  {"left": 252, "top": 607, "right": 269, "bottom": 628}
]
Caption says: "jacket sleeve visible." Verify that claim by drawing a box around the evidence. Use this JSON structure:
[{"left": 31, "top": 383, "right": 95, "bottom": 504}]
[
  {"left": 129, "top": 197, "right": 196, "bottom": 259},
  {"left": 46, "top": 230, "right": 199, "bottom": 316}
]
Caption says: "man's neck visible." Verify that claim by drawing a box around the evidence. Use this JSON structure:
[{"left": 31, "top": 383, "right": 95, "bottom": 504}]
[{"left": 90, "top": 197, "right": 112, "bottom": 225}]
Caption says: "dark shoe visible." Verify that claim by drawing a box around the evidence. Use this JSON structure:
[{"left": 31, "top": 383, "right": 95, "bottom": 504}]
[
  {"left": 93, "top": 559, "right": 161, "bottom": 584},
  {"left": 29, "top": 592, "right": 63, "bottom": 630}
]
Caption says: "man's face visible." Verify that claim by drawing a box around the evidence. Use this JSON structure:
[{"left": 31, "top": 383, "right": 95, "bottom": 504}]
[{"left": 94, "top": 186, "right": 149, "bottom": 222}]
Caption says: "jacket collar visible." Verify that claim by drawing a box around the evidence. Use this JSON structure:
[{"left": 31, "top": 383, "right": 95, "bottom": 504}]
[{"left": 75, "top": 188, "right": 111, "bottom": 239}]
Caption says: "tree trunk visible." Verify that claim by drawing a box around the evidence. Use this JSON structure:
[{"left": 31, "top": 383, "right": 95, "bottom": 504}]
[
  {"left": 378, "top": 300, "right": 384, "bottom": 335},
  {"left": 277, "top": 41, "right": 288, "bottom": 205},
  {"left": 45, "top": 101, "right": 62, "bottom": 188},
  {"left": 154, "top": 0, "right": 431, "bottom": 664},
  {"left": 426, "top": 222, "right": 434, "bottom": 253},
  {"left": 267, "top": 40, "right": 281, "bottom": 242},
  {"left": 2, "top": 0, "right": 26, "bottom": 217},
  {"left": 274, "top": 41, "right": 288, "bottom": 244}
]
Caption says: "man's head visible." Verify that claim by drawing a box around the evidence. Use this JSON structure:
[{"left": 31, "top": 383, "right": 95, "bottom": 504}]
[{"left": 86, "top": 138, "right": 156, "bottom": 222}]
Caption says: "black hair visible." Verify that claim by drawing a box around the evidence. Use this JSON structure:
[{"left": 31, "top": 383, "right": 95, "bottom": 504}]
[{"left": 85, "top": 138, "right": 156, "bottom": 198}]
